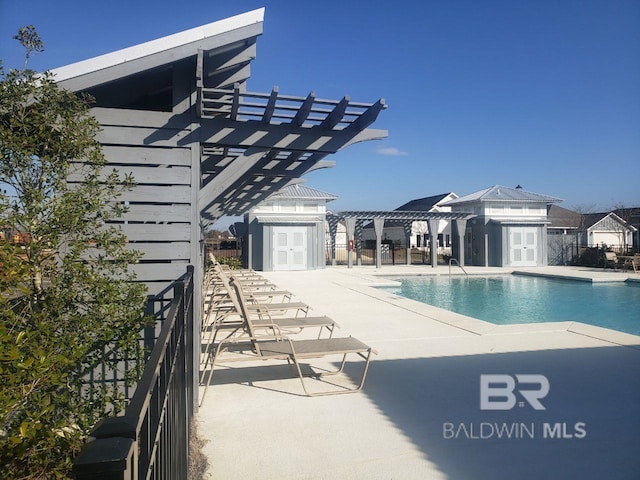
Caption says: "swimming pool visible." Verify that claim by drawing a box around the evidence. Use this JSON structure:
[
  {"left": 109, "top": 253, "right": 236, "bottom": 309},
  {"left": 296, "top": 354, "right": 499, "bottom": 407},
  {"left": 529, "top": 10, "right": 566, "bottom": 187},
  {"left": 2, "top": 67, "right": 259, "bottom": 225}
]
[{"left": 379, "top": 275, "right": 640, "bottom": 336}]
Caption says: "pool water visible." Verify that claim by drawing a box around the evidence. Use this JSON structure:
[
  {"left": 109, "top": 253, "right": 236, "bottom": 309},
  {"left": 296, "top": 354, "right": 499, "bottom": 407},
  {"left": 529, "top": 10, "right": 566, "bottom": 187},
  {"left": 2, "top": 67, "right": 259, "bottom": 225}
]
[{"left": 380, "top": 275, "right": 640, "bottom": 336}]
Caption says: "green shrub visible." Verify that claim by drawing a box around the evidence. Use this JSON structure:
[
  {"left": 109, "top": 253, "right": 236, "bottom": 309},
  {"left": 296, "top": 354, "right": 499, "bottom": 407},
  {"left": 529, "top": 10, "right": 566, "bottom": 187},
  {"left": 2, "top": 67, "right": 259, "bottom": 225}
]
[
  {"left": 216, "top": 256, "right": 243, "bottom": 270},
  {"left": 1, "top": 36, "right": 148, "bottom": 479}
]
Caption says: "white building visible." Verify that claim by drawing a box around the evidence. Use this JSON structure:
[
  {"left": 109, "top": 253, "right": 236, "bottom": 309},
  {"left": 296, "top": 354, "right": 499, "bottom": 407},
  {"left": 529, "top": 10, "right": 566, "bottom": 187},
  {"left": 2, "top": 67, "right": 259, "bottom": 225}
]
[
  {"left": 244, "top": 185, "right": 337, "bottom": 271},
  {"left": 444, "top": 185, "right": 562, "bottom": 267}
]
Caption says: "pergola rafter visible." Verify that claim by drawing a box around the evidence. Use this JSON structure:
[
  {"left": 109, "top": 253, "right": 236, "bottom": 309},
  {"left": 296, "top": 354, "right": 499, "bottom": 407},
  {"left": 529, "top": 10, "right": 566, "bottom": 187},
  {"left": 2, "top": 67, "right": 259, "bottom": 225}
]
[{"left": 197, "top": 80, "right": 388, "bottom": 220}]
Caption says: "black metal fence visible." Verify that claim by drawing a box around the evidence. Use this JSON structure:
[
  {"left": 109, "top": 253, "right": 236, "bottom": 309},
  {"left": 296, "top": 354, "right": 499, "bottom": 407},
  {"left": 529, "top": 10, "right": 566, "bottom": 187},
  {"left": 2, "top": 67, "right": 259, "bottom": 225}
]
[
  {"left": 73, "top": 266, "right": 195, "bottom": 479},
  {"left": 327, "top": 243, "right": 437, "bottom": 266}
]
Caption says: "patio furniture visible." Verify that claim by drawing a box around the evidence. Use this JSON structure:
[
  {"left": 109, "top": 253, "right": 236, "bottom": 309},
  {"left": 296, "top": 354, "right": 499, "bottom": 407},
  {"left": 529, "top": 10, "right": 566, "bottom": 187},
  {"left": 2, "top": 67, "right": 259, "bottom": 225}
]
[
  {"left": 604, "top": 251, "right": 618, "bottom": 269},
  {"left": 203, "top": 265, "right": 338, "bottom": 337},
  {"left": 199, "top": 267, "right": 340, "bottom": 387},
  {"left": 208, "top": 264, "right": 310, "bottom": 317},
  {"left": 619, "top": 254, "right": 639, "bottom": 273},
  {"left": 200, "top": 278, "right": 374, "bottom": 400}
]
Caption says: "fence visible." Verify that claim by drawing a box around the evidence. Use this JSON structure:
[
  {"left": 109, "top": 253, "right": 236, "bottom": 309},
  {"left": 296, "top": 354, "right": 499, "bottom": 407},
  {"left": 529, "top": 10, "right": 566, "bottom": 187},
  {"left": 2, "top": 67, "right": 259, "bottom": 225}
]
[
  {"left": 548, "top": 234, "right": 637, "bottom": 266},
  {"left": 73, "top": 266, "right": 195, "bottom": 479},
  {"left": 327, "top": 243, "right": 438, "bottom": 266},
  {"left": 547, "top": 234, "right": 579, "bottom": 266}
]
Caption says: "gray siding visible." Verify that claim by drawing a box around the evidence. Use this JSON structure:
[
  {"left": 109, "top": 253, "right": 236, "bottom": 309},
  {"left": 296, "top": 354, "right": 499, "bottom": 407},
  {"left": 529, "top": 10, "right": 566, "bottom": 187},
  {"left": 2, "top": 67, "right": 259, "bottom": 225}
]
[{"left": 92, "top": 107, "right": 195, "bottom": 295}]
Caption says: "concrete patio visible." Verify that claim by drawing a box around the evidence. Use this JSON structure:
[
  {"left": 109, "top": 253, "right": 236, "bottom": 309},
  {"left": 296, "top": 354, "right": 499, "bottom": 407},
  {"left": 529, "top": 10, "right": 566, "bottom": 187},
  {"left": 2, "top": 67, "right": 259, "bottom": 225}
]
[{"left": 197, "top": 266, "right": 640, "bottom": 480}]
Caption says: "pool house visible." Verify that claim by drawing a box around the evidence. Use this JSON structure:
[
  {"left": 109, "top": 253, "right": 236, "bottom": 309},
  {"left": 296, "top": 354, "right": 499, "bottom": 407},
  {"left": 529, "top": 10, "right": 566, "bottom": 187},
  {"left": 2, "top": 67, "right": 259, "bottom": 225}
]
[{"left": 444, "top": 185, "right": 562, "bottom": 267}]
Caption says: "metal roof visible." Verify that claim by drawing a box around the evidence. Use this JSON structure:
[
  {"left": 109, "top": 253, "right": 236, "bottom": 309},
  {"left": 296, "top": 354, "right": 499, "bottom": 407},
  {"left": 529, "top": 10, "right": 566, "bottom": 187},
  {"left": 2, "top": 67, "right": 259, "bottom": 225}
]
[
  {"left": 444, "top": 185, "right": 562, "bottom": 205},
  {"left": 265, "top": 185, "right": 338, "bottom": 201}
]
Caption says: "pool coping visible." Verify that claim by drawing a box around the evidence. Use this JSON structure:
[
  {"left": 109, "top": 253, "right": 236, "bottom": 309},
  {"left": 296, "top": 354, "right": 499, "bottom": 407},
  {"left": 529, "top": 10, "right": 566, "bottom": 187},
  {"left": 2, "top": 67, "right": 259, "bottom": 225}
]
[{"left": 362, "top": 267, "right": 640, "bottom": 349}]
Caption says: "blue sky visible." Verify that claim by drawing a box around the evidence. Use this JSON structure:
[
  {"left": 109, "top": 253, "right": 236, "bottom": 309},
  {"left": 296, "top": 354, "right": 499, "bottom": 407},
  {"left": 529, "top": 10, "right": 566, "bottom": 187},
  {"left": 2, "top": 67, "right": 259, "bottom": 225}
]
[{"left": 2, "top": 0, "right": 639, "bottom": 229}]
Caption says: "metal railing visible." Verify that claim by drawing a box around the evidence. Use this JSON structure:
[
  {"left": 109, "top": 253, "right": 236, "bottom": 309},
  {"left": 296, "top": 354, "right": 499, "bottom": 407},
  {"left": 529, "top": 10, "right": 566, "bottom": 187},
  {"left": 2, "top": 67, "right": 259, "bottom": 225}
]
[
  {"left": 448, "top": 258, "right": 469, "bottom": 279},
  {"left": 73, "top": 266, "right": 195, "bottom": 480}
]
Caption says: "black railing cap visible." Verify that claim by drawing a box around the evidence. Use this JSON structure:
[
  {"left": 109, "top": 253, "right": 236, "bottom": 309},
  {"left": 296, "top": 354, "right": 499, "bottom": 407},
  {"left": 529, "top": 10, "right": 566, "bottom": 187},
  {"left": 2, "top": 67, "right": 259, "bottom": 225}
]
[
  {"left": 91, "top": 415, "right": 137, "bottom": 440},
  {"left": 72, "top": 436, "right": 134, "bottom": 475}
]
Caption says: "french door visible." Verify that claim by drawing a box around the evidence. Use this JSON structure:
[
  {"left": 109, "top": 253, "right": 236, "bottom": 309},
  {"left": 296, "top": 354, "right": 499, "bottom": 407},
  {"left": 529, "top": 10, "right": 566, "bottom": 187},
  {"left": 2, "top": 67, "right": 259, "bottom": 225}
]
[
  {"left": 273, "top": 226, "right": 307, "bottom": 270},
  {"left": 509, "top": 227, "right": 537, "bottom": 266}
]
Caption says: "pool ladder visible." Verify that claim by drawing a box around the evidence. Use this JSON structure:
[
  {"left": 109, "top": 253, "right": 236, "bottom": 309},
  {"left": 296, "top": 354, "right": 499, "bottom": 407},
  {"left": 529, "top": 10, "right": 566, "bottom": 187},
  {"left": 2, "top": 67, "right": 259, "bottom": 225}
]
[{"left": 448, "top": 258, "right": 469, "bottom": 280}]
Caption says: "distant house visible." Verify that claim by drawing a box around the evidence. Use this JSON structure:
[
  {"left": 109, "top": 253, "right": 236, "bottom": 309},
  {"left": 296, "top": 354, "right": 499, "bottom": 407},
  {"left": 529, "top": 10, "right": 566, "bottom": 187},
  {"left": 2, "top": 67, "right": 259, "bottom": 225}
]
[
  {"left": 244, "top": 185, "right": 337, "bottom": 271},
  {"left": 612, "top": 207, "right": 640, "bottom": 252},
  {"left": 362, "top": 192, "right": 458, "bottom": 253},
  {"left": 444, "top": 185, "right": 562, "bottom": 267},
  {"left": 547, "top": 205, "right": 637, "bottom": 253}
]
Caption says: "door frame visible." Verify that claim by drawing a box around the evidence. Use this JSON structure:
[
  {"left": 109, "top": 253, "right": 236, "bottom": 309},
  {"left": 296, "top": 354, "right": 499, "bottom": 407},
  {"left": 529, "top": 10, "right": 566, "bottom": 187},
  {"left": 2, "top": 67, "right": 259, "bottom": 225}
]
[
  {"left": 272, "top": 225, "right": 308, "bottom": 271},
  {"left": 508, "top": 226, "right": 538, "bottom": 267}
]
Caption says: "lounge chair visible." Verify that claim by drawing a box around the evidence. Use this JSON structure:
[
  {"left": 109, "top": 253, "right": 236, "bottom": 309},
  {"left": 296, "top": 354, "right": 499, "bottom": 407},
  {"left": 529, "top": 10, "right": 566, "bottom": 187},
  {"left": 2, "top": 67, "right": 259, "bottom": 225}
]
[
  {"left": 622, "top": 253, "right": 639, "bottom": 273},
  {"left": 604, "top": 251, "right": 618, "bottom": 269},
  {"left": 207, "top": 264, "right": 309, "bottom": 319},
  {"left": 202, "top": 266, "right": 338, "bottom": 338},
  {"left": 200, "top": 278, "right": 374, "bottom": 400},
  {"left": 199, "top": 268, "right": 339, "bottom": 386}
]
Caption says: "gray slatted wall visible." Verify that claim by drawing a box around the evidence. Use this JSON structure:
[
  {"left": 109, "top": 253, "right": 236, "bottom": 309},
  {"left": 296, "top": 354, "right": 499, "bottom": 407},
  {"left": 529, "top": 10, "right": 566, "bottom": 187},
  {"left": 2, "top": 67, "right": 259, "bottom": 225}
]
[{"left": 93, "top": 107, "right": 194, "bottom": 296}]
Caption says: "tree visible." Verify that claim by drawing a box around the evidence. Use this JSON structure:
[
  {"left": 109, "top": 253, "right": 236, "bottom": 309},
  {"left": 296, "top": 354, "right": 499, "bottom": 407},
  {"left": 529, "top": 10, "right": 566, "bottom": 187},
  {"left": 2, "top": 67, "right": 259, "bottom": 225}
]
[
  {"left": 12, "top": 25, "right": 44, "bottom": 70},
  {"left": 612, "top": 202, "right": 634, "bottom": 253},
  {"left": 0, "top": 31, "right": 148, "bottom": 479}
]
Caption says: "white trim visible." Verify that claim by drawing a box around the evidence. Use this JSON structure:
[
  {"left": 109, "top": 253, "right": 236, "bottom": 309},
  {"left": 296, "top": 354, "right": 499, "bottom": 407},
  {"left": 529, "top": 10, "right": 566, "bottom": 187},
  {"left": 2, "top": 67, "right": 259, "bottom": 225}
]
[
  {"left": 489, "top": 219, "right": 550, "bottom": 225},
  {"left": 50, "top": 8, "right": 265, "bottom": 82},
  {"left": 257, "top": 216, "right": 322, "bottom": 224}
]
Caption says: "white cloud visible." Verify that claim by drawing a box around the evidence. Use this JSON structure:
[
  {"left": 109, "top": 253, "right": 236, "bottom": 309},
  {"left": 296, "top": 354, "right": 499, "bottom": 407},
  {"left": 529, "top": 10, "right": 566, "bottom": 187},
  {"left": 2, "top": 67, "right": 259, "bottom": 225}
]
[{"left": 375, "top": 146, "right": 409, "bottom": 156}]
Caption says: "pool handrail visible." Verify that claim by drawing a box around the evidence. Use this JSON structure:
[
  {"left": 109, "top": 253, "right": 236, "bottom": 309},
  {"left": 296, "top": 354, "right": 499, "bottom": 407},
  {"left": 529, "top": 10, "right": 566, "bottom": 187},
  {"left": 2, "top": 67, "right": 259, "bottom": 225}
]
[{"left": 448, "top": 258, "right": 469, "bottom": 280}]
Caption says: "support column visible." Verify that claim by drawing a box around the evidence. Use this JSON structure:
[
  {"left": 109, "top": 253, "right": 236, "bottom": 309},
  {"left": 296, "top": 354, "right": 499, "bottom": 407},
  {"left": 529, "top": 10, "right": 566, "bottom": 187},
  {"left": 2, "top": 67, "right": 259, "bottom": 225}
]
[
  {"left": 328, "top": 220, "right": 338, "bottom": 266},
  {"left": 356, "top": 219, "right": 364, "bottom": 266},
  {"left": 428, "top": 219, "right": 439, "bottom": 268},
  {"left": 373, "top": 217, "right": 385, "bottom": 269},
  {"left": 345, "top": 217, "right": 356, "bottom": 269},
  {"left": 176, "top": 61, "right": 202, "bottom": 409},
  {"left": 454, "top": 218, "right": 468, "bottom": 266},
  {"left": 403, "top": 222, "right": 412, "bottom": 265},
  {"left": 247, "top": 228, "right": 253, "bottom": 270},
  {"left": 541, "top": 225, "right": 548, "bottom": 266},
  {"left": 484, "top": 232, "right": 489, "bottom": 267}
]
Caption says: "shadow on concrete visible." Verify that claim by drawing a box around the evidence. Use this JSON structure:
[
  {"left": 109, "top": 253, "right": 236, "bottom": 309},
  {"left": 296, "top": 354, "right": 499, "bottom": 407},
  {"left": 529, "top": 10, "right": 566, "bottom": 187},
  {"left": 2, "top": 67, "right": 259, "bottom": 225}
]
[
  {"left": 200, "top": 362, "right": 356, "bottom": 397},
  {"left": 358, "top": 344, "right": 640, "bottom": 480}
]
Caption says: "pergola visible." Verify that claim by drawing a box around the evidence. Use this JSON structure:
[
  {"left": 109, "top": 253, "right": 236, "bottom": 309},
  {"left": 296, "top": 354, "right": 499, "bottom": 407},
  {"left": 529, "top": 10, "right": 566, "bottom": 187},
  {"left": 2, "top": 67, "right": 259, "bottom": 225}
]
[
  {"left": 197, "top": 84, "right": 387, "bottom": 220},
  {"left": 51, "top": 8, "right": 388, "bottom": 293},
  {"left": 327, "top": 211, "right": 474, "bottom": 268}
]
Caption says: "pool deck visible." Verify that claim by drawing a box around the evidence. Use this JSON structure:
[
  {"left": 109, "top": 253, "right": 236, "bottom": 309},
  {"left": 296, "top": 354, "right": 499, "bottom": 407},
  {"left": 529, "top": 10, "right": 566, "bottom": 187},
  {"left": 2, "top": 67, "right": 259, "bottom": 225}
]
[{"left": 198, "top": 266, "right": 640, "bottom": 480}]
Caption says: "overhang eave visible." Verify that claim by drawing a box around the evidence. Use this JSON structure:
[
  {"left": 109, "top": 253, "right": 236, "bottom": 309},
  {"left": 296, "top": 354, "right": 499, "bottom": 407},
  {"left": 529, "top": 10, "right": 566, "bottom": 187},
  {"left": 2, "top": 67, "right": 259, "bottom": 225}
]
[{"left": 52, "top": 9, "right": 264, "bottom": 92}]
